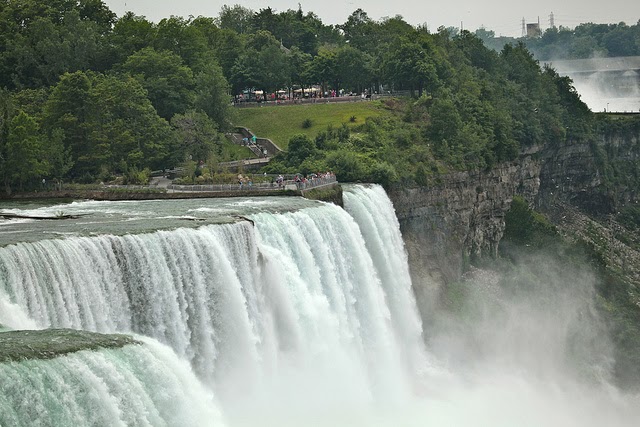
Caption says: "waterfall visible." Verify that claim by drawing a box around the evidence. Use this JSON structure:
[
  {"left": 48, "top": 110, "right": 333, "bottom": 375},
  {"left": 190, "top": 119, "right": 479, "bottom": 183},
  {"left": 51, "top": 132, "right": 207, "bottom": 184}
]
[
  {"left": 0, "top": 335, "right": 223, "bottom": 426},
  {"left": 0, "top": 222, "right": 264, "bottom": 386},
  {"left": 343, "top": 185, "right": 428, "bottom": 374},
  {"left": 2, "top": 184, "right": 638, "bottom": 426},
  {"left": 0, "top": 185, "right": 430, "bottom": 424}
]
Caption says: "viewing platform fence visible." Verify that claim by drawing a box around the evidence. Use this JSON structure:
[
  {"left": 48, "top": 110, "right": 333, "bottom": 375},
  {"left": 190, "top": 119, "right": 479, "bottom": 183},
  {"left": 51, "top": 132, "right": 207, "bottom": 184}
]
[{"left": 167, "top": 175, "right": 337, "bottom": 193}]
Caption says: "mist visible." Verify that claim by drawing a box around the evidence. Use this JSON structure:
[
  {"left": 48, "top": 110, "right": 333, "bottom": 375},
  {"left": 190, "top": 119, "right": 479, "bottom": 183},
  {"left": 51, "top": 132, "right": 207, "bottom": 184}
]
[
  {"left": 548, "top": 57, "right": 640, "bottom": 112},
  {"left": 572, "top": 71, "right": 640, "bottom": 112},
  {"left": 415, "top": 249, "right": 640, "bottom": 426},
  {"left": 215, "top": 245, "right": 640, "bottom": 427}
]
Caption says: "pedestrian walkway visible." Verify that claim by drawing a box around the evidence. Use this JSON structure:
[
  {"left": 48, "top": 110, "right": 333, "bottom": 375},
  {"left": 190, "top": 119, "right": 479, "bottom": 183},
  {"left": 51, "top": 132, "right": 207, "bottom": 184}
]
[{"left": 167, "top": 174, "right": 337, "bottom": 194}]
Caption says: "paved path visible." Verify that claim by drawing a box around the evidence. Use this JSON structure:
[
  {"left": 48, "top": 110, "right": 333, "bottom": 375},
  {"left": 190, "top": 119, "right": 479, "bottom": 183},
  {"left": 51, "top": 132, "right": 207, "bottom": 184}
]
[{"left": 150, "top": 176, "right": 173, "bottom": 192}]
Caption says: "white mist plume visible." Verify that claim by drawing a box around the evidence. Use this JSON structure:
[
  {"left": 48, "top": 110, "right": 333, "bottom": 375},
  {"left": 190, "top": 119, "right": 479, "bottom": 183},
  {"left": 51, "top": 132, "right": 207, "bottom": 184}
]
[
  {"left": 421, "top": 249, "right": 640, "bottom": 426},
  {"left": 549, "top": 56, "right": 640, "bottom": 112}
]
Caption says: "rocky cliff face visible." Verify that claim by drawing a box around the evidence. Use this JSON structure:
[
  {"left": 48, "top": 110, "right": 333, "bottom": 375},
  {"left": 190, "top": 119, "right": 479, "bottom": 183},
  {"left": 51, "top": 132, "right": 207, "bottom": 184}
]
[
  {"left": 388, "top": 151, "right": 542, "bottom": 319},
  {"left": 390, "top": 152, "right": 540, "bottom": 276},
  {"left": 537, "top": 131, "right": 639, "bottom": 215},
  {"left": 390, "top": 126, "right": 640, "bottom": 325}
]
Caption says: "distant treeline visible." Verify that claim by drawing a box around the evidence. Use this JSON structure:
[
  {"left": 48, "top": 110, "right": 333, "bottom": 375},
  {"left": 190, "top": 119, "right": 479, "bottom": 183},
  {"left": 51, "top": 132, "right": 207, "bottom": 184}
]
[
  {"left": 475, "top": 21, "right": 640, "bottom": 60},
  {"left": 0, "top": 1, "right": 595, "bottom": 193}
]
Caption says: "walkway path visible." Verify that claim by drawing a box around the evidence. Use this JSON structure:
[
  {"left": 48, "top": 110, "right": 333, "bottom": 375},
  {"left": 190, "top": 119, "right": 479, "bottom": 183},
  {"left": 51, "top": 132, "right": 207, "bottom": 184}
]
[
  {"left": 150, "top": 176, "right": 172, "bottom": 189},
  {"left": 168, "top": 175, "right": 337, "bottom": 194}
]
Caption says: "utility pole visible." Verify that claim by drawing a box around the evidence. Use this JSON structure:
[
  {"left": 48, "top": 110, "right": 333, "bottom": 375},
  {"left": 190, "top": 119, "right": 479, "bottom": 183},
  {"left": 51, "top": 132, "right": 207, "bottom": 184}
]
[{"left": 521, "top": 17, "right": 526, "bottom": 37}]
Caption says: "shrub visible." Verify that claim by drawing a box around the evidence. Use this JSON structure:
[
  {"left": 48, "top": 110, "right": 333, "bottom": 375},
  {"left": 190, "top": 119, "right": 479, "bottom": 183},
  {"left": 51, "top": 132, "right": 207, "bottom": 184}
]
[
  {"left": 78, "top": 173, "right": 95, "bottom": 184},
  {"left": 287, "top": 134, "right": 317, "bottom": 165},
  {"left": 302, "top": 118, "right": 313, "bottom": 128},
  {"left": 618, "top": 206, "right": 640, "bottom": 230},
  {"left": 368, "top": 161, "right": 399, "bottom": 187},
  {"left": 503, "top": 196, "right": 556, "bottom": 248},
  {"left": 123, "top": 167, "right": 151, "bottom": 185}
]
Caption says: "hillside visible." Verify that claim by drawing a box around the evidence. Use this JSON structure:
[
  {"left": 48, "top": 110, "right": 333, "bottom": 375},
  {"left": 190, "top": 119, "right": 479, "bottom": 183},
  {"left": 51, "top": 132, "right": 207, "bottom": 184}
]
[{"left": 234, "top": 101, "right": 383, "bottom": 150}]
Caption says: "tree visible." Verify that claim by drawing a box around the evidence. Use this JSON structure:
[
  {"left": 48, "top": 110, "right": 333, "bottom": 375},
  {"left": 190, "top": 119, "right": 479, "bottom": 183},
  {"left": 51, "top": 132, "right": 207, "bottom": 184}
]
[
  {"left": 193, "top": 60, "right": 233, "bottom": 130},
  {"left": 335, "top": 46, "right": 373, "bottom": 93},
  {"left": 230, "top": 31, "right": 289, "bottom": 98},
  {"left": 216, "top": 4, "right": 254, "bottom": 34},
  {"left": 5, "top": 111, "right": 49, "bottom": 191},
  {"left": 250, "top": 6, "right": 319, "bottom": 54},
  {"left": 230, "top": 49, "right": 262, "bottom": 94},
  {"left": 43, "top": 71, "right": 173, "bottom": 179},
  {"left": 287, "top": 134, "right": 317, "bottom": 165},
  {"left": 251, "top": 7, "right": 279, "bottom": 37},
  {"left": 76, "top": 0, "right": 117, "bottom": 32},
  {"left": 287, "top": 47, "right": 313, "bottom": 93},
  {"left": 11, "top": 88, "right": 50, "bottom": 118},
  {"left": 42, "top": 71, "right": 92, "bottom": 175},
  {"left": 258, "top": 48, "right": 290, "bottom": 94},
  {"left": 0, "top": 3, "right": 110, "bottom": 90},
  {"left": 500, "top": 42, "right": 542, "bottom": 91},
  {"left": 154, "top": 16, "right": 210, "bottom": 72},
  {"left": 85, "top": 74, "right": 174, "bottom": 174},
  {"left": 209, "top": 28, "right": 244, "bottom": 80},
  {"left": 475, "top": 27, "right": 495, "bottom": 42},
  {"left": 384, "top": 37, "right": 439, "bottom": 96},
  {"left": 455, "top": 31, "right": 500, "bottom": 72},
  {"left": 121, "top": 47, "right": 195, "bottom": 120},
  {"left": 170, "top": 111, "right": 221, "bottom": 164},
  {"left": 309, "top": 47, "right": 337, "bottom": 94},
  {"left": 325, "top": 150, "right": 369, "bottom": 182},
  {"left": 340, "top": 9, "right": 375, "bottom": 52},
  {"left": 569, "top": 35, "right": 603, "bottom": 58},
  {"left": 428, "top": 94, "right": 462, "bottom": 145},
  {"left": 602, "top": 24, "right": 637, "bottom": 56},
  {"left": 108, "top": 12, "right": 157, "bottom": 65},
  {"left": 189, "top": 16, "right": 221, "bottom": 54},
  {"left": 0, "top": 91, "right": 11, "bottom": 194},
  {"left": 47, "top": 128, "right": 74, "bottom": 188}
]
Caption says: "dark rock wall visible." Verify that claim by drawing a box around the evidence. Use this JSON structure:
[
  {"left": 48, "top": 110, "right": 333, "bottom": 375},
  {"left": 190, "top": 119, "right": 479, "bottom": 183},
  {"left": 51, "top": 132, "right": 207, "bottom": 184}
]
[
  {"left": 390, "top": 150, "right": 542, "bottom": 284},
  {"left": 389, "top": 129, "right": 640, "bottom": 325}
]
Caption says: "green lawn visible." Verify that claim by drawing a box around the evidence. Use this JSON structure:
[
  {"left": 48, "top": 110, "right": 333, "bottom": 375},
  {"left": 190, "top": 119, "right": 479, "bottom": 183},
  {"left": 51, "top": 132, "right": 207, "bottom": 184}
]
[
  {"left": 234, "top": 101, "right": 384, "bottom": 150},
  {"left": 221, "top": 141, "right": 255, "bottom": 159}
]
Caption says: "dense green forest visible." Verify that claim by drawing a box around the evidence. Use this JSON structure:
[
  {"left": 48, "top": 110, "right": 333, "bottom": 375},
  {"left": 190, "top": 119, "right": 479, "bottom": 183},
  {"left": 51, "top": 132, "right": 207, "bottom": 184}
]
[
  {"left": 476, "top": 20, "right": 640, "bottom": 60},
  {"left": 0, "top": 0, "right": 594, "bottom": 193}
]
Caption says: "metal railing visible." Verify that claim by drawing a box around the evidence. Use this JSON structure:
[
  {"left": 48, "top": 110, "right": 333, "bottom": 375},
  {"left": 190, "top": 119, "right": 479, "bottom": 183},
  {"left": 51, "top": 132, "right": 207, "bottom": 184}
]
[{"left": 167, "top": 175, "right": 337, "bottom": 193}]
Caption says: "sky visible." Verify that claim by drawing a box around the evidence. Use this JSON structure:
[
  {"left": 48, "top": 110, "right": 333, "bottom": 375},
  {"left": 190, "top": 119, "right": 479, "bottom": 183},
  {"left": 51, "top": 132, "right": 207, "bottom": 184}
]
[{"left": 102, "top": 0, "right": 640, "bottom": 38}]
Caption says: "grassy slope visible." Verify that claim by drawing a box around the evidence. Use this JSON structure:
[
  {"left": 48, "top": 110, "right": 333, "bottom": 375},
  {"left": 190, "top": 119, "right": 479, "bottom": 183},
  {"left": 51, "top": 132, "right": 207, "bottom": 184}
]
[
  {"left": 234, "top": 101, "right": 383, "bottom": 150},
  {"left": 222, "top": 141, "right": 255, "bottom": 159}
]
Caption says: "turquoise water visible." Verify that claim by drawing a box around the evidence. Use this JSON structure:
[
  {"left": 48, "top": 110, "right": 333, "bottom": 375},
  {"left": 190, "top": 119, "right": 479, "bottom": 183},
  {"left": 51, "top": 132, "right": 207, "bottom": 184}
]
[{"left": 0, "top": 196, "right": 319, "bottom": 246}]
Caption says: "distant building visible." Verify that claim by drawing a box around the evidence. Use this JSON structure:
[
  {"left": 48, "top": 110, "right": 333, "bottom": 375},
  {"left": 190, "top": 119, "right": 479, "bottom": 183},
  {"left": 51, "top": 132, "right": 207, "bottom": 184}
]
[{"left": 526, "top": 23, "right": 541, "bottom": 38}]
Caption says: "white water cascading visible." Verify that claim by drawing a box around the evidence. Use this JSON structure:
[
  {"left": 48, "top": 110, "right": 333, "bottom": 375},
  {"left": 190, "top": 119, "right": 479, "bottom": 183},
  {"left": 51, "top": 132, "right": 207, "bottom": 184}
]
[
  {"left": 0, "top": 185, "right": 430, "bottom": 426},
  {"left": 0, "top": 336, "right": 223, "bottom": 427},
  {"left": 1, "top": 184, "right": 639, "bottom": 426}
]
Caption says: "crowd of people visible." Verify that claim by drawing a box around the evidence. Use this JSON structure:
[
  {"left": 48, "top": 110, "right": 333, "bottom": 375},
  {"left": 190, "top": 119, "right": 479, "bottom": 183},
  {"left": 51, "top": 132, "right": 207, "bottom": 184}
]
[
  {"left": 292, "top": 171, "right": 336, "bottom": 190},
  {"left": 235, "top": 172, "right": 337, "bottom": 190},
  {"left": 240, "top": 134, "right": 269, "bottom": 158}
]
